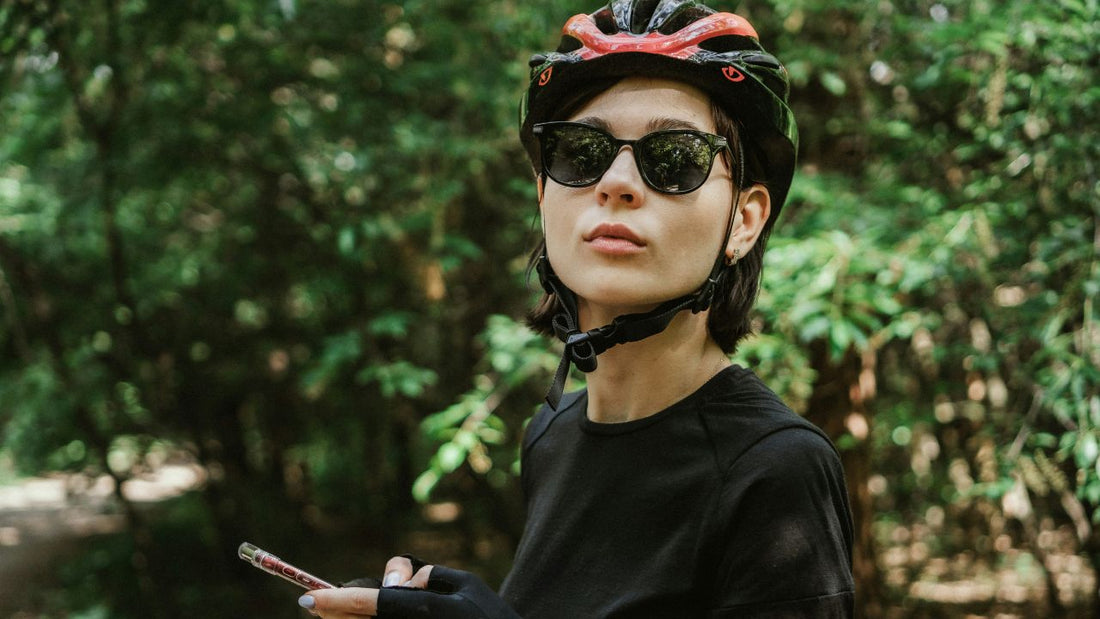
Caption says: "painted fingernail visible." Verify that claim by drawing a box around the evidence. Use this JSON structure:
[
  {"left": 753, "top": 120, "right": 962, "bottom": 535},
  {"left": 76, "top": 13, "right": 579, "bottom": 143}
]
[
  {"left": 298, "top": 594, "right": 316, "bottom": 609},
  {"left": 383, "top": 571, "right": 402, "bottom": 587}
]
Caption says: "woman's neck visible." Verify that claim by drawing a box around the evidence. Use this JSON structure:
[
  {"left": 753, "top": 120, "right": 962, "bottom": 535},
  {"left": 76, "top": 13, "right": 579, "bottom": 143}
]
[{"left": 579, "top": 307, "right": 731, "bottom": 424}]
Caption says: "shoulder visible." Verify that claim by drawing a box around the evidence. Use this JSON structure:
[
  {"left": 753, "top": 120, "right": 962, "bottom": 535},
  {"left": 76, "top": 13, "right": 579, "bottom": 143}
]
[
  {"left": 522, "top": 390, "right": 585, "bottom": 450},
  {"left": 694, "top": 366, "right": 838, "bottom": 477},
  {"left": 724, "top": 426, "right": 847, "bottom": 513},
  {"left": 739, "top": 424, "right": 841, "bottom": 474}
]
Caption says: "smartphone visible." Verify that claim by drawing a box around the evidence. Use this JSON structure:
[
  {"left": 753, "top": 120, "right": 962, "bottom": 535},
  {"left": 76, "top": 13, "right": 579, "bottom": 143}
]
[{"left": 238, "top": 541, "right": 337, "bottom": 590}]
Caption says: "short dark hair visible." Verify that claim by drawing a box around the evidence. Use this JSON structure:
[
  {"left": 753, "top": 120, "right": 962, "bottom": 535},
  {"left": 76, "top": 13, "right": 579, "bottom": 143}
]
[{"left": 525, "top": 82, "right": 775, "bottom": 354}]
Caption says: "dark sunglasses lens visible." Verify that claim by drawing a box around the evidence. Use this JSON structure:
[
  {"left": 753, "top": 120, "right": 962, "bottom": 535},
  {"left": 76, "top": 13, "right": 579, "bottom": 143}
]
[
  {"left": 638, "top": 133, "right": 714, "bottom": 193},
  {"left": 543, "top": 125, "right": 616, "bottom": 186}
]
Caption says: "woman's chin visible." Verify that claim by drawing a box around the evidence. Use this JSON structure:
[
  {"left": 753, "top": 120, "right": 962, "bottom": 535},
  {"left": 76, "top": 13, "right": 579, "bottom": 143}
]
[{"left": 574, "top": 291, "right": 663, "bottom": 322}]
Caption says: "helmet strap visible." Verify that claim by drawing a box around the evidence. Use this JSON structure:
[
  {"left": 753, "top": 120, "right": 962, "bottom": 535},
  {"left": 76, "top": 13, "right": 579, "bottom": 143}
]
[
  {"left": 537, "top": 254, "right": 703, "bottom": 409},
  {"left": 691, "top": 133, "right": 745, "bottom": 312}
]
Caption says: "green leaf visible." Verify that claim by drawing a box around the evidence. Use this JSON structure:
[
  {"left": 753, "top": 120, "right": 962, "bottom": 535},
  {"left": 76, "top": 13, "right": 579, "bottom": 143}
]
[
  {"left": 829, "top": 320, "right": 853, "bottom": 359},
  {"left": 436, "top": 442, "right": 466, "bottom": 473},
  {"left": 1077, "top": 433, "right": 1099, "bottom": 470},
  {"left": 820, "top": 71, "right": 847, "bottom": 96},
  {"left": 412, "top": 470, "right": 440, "bottom": 503},
  {"left": 799, "top": 315, "right": 831, "bottom": 342}
]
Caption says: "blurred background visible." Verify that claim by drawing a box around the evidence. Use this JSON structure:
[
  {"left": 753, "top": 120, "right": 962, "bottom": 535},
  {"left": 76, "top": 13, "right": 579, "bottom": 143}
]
[{"left": 0, "top": 0, "right": 1096, "bottom": 616}]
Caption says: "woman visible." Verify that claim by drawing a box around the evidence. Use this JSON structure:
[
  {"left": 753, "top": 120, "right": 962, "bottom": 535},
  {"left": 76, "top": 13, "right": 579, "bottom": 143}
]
[{"left": 300, "top": 1, "right": 854, "bottom": 616}]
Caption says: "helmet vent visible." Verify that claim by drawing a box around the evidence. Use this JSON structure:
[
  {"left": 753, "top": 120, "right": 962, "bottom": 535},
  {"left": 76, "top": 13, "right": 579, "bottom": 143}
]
[
  {"left": 656, "top": 4, "right": 713, "bottom": 34},
  {"left": 556, "top": 35, "right": 583, "bottom": 53},
  {"left": 627, "top": 0, "right": 662, "bottom": 33},
  {"left": 592, "top": 7, "right": 619, "bottom": 34},
  {"left": 697, "top": 35, "right": 759, "bottom": 53}
]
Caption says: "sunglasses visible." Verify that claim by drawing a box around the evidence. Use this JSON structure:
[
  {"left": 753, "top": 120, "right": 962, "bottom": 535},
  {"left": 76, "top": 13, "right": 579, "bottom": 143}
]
[{"left": 532, "top": 121, "right": 732, "bottom": 195}]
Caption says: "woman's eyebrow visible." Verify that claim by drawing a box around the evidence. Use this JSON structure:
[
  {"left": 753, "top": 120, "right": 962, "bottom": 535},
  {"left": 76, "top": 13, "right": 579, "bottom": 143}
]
[
  {"left": 570, "top": 116, "right": 613, "bottom": 131},
  {"left": 647, "top": 117, "right": 704, "bottom": 132},
  {"left": 569, "top": 116, "right": 705, "bottom": 133}
]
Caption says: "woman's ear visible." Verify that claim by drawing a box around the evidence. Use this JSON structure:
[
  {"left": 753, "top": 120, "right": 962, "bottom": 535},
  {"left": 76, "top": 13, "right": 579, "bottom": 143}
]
[{"left": 725, "top": 184, "right": 771, "bottom": 262}]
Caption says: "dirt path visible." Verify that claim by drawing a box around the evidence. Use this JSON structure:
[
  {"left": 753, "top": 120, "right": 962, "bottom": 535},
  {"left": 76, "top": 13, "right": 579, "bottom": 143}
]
[{"left": 0, "top": 467, "right": 203, "bottom": 616}]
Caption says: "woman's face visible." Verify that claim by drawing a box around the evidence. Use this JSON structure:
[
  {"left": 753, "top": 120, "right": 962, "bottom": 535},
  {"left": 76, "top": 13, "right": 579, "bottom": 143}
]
[{"left": 539, "top": 77, "right": 736, "bottom": 324}]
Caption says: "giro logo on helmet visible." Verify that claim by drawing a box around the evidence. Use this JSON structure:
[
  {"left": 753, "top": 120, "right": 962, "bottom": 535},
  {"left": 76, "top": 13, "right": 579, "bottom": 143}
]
[
  {"left": 722, "top": 67, "right": 745, "bottom": 82},
  {"left": 539, "top": 67, "right": 553, "bottom": 86}
]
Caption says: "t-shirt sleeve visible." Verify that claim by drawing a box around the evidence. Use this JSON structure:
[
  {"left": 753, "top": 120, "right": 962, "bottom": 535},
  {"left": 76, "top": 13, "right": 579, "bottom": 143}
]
[{"left": 708, "top": 427, "right": 854, "bottom": 618}]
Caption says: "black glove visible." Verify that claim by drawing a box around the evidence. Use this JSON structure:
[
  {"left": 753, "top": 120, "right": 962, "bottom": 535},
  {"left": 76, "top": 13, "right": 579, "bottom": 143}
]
[
  {"left": 338, "top": 554, "right": 426, "bottom": 589},
  {"left": 375, "top": 565, "right": 521, "bottom": 619}
]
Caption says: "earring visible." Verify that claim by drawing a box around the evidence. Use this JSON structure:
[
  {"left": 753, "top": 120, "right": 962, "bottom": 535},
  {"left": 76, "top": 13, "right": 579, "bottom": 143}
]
[{"left": 725, "top": 248, "right": 740, "bottom": 267}]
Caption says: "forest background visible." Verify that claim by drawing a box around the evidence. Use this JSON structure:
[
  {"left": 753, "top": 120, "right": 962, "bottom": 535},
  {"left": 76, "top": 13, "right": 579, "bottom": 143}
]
[{"left": 0, "top": 0, "right": 1097, "bottom": 617}]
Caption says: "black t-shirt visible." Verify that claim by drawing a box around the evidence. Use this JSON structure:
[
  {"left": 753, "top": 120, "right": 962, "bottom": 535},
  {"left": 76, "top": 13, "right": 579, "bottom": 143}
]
[{"left": 499, "top": 365, "right": 854, "bottom": 618}]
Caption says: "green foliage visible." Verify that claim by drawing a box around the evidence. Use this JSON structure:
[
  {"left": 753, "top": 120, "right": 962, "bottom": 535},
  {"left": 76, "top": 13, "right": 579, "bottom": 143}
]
[
  {"left": 762, "top": 229, "right": 905, "bottom": 360},
  {"left": 771, "top": 0, "right": 1099, "bottom": 573},
  {"left": 414, "top": 315, "right": 557, "bottom": 502},
  {"left": 0, "top": 0, "right": 1097, "bottom": 615}
]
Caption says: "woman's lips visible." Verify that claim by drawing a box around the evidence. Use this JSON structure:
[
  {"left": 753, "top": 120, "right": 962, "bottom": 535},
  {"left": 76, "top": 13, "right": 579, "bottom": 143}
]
[{"left": 584, "top": 223, "right": 646, "bottom": 255}]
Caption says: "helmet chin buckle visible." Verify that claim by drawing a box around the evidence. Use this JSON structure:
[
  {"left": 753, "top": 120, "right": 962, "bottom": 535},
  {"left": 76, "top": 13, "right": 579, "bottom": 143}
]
[
  {"left": 566, "top": 331, "right": 593, "bottom": 347},
  {"left": 536, "top": 248, "right": 729, "bottom": 409},
  {"left": 691, "top": 280, "right": 717, "bottom": 313},
  {"left": 691, "top": 257, "right": 729, "bottom": 313}
]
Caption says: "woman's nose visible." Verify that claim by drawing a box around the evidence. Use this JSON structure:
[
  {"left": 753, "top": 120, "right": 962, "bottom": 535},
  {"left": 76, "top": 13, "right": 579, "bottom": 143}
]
[{"left": 594, "top": 148, "right": 646, "bottom": 208}]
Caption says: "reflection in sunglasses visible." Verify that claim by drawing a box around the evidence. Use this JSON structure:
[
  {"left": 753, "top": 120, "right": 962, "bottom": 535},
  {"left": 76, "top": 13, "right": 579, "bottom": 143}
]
[{"left": 533, "top": 122, "right": 730, "bottom": 194}]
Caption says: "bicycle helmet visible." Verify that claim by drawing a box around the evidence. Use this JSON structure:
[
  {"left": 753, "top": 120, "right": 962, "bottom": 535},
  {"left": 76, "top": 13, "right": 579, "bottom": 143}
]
[
  {"left": 522, "top": 0, "right": 799, "bottom": 409},
  {"left": 521, "top": 0, "right": 797, "bottom": 210}
]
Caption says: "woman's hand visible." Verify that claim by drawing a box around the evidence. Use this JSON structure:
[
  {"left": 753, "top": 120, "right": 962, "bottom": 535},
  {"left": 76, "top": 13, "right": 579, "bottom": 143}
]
[
  {"left": 298, "top": 557, "right": 520, "bottom": 618},
  {"left": 298, "top": 556, "right": 428, "bottom": 618}
]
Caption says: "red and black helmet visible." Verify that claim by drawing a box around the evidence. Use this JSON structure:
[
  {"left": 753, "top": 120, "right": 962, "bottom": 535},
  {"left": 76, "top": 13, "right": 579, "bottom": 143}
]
[{"left": 519, "top": 0, "right": 798, "bottom": 212}]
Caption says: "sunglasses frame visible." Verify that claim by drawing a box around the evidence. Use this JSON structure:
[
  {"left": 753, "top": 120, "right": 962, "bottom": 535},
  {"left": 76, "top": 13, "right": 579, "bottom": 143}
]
[{"left": 532, "top": 121, "right": 732, "bottom": 195}]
